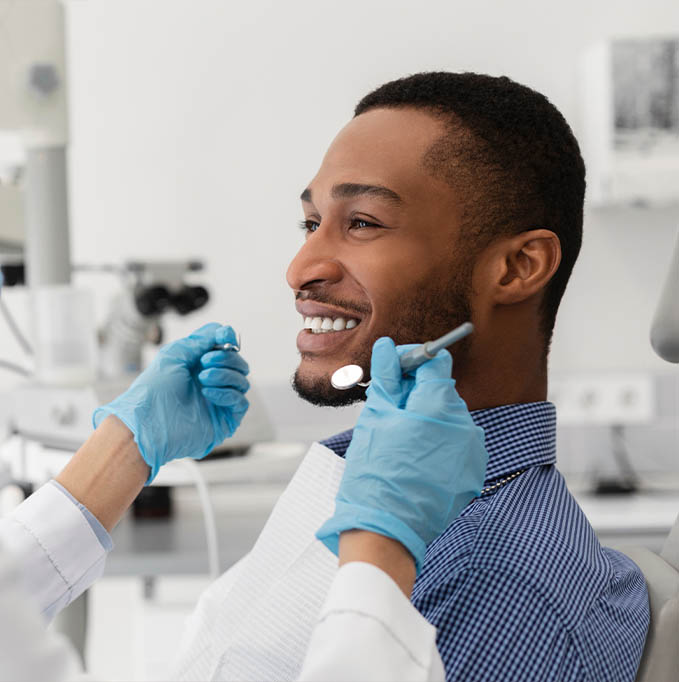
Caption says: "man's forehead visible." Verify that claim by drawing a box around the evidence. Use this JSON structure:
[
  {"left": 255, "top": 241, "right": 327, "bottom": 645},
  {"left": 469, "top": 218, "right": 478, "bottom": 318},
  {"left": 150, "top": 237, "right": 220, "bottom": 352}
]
[
  {"left": 326, "top": 108, "right": 444, "bottom": 167},
  {"left": 305, "top": 108, "right": 448, "bottom": 205}
]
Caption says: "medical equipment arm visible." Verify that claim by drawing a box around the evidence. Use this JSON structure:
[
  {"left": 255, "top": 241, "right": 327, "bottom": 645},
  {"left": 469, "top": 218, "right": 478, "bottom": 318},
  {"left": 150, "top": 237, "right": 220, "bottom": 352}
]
[{"left": 317, "top": 337, "right": 489, "bottom": 573}]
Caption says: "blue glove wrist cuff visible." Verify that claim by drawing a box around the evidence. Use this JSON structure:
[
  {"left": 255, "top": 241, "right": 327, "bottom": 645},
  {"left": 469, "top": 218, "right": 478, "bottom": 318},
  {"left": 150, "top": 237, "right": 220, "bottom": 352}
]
[
  {"left": 315, "top": 501, "right": 428, "bottom": 574},
  {"left": 92, "top": 406, "right": 156, "bottom": 485}
]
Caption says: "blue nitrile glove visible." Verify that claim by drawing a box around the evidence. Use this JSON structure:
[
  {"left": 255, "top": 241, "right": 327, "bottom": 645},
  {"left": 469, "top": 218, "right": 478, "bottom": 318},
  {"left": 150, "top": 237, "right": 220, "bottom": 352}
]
[
  {"left": 93, "top": 323, "right": 250, "bottom": 484},
  {"left": 316, "top": 336, "right": 488, "bottom": 573}
]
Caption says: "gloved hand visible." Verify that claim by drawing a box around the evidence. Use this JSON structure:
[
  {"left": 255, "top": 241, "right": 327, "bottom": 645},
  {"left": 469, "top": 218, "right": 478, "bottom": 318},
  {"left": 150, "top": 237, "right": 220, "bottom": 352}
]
[
  {"left": 93, "top": 323, "right": 250, "bottom": 484},
  {"left": 316, "top": 336, "right": 488, "bottom": 573}
]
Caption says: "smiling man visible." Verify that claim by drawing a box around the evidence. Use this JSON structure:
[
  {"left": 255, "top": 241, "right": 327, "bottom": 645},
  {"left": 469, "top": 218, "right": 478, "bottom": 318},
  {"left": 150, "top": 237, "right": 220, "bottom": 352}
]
[
  {"left": 2, "top": 71, "right": 649, "bottom": 682},
  {"left": 166, "top": 73, "right": 649, "bottom": 682},
  {"left": 275, "top": 71, "right": 649, "bottom": 681},
  {"left": 289, "top": 81, "right": 568, "bottom": 414},
  {"left": 291, "top": 108, "right": 476, "bottom": 408}
]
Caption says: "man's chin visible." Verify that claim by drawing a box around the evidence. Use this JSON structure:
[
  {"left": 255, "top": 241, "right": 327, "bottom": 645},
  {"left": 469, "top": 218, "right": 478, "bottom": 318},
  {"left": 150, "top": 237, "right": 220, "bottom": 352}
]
[{"left": 292, "top": 368, "right": 366, "bottom": 407}]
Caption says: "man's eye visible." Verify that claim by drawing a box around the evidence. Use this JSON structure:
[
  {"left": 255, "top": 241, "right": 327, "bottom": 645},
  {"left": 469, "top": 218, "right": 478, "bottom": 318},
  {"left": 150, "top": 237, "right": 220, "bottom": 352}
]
[
  {"left": 350, "top": 218, "right": 380, "bottom": 230},
  {"left": 299, "top": 219, "right": 320, "bottom": 233},
  {"left": 298, "top": 218, "right": 380, "bottom": 234}
]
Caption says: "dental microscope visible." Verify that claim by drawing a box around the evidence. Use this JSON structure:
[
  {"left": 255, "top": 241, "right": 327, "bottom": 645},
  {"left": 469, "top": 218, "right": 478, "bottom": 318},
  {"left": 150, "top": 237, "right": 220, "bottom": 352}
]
[{"left": 0, "top": 0, "right": 273, "bottom": 461}]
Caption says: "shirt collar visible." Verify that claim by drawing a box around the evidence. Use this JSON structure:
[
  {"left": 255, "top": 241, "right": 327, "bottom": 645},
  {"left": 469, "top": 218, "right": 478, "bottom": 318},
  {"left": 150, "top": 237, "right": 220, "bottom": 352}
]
[
  {"left": 319, "top": 401, "right": 557, "bottom": 487},
  {"left": 472, "top": 401, "right": 556, "bottom": 483}
]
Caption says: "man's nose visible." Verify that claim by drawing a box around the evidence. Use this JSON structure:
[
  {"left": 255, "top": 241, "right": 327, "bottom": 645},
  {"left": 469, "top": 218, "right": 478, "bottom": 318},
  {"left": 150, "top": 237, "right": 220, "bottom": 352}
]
[{"left": 286, "top": 229, "right": 344, "bottom": 292}]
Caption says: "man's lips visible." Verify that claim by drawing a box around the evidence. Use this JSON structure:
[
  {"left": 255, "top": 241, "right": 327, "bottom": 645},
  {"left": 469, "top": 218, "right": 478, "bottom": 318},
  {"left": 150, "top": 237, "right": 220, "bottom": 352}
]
[
  {"left": 296, "top": 325, "right": 361, "bottom": 353},
  {"left": 295, "top": 300, "right": 366, "bottom": 320}
]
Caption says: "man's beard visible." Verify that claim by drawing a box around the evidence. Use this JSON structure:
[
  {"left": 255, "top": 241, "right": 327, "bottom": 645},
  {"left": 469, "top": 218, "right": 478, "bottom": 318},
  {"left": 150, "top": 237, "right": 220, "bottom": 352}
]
[{"left": 292, "top": 263, "right": 473, "bottom": 407}]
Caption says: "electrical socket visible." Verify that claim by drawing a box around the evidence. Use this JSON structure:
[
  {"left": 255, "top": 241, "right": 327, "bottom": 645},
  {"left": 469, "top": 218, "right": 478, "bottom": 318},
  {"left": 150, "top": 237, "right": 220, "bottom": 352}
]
[{"left": 548, "top": 373, "right": 655, "bottom": 426}]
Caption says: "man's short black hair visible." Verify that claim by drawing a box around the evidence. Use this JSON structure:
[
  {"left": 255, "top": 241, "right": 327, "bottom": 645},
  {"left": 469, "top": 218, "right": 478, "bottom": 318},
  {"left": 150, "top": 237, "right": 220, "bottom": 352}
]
[{"left": 355, "top": 72, "right": 586, "bottom": 348}]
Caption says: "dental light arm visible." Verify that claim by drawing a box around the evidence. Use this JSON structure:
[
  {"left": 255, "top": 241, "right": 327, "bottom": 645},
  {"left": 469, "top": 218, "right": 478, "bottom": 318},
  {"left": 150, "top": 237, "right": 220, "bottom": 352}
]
[
  {"left": 650, "top": 231, "right": 679, "bottom": 363},
  {"left": 0, "top": 1, "right": 71, "bottom": 289}
]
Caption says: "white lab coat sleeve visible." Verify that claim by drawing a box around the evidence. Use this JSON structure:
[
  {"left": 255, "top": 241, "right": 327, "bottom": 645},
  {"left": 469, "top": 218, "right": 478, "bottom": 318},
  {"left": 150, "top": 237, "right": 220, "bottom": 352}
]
[
  {"left": 298, "top": 562, "right": 446, "bottom": 682},
  {"left": 0, "top": 539, "right": 88, "bottom": 682},
  {"left": 0, "top": 482, "right": 109, "bottom": 620}
]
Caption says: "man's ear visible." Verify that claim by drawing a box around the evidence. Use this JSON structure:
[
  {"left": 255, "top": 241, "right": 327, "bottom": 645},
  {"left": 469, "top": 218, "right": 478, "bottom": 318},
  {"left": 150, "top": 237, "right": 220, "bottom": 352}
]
[{"left": 483, "top": 229, "right": 561, "bottom": 305}]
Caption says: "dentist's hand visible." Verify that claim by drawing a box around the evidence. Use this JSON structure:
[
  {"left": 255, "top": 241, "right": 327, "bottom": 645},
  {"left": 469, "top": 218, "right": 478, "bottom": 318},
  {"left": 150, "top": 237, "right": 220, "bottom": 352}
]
[
  {"left": 316, "top": 337, "right": 488, "bottom": 573},
  {"left": 93, "top": 323, "right": 249, "bottom": 483}
]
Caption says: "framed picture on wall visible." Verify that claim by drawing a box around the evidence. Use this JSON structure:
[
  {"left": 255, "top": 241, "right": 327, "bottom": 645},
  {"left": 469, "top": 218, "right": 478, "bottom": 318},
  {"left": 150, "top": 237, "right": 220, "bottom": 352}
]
[{"left": 581, "top": 37, "right": 679, "bottom": 207}]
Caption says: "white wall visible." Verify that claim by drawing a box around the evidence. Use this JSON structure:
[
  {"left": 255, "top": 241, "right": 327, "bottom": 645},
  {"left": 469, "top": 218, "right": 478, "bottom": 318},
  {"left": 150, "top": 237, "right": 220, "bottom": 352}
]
[{"left": 2, "top": 0, "right": 678, "bottom": 394}]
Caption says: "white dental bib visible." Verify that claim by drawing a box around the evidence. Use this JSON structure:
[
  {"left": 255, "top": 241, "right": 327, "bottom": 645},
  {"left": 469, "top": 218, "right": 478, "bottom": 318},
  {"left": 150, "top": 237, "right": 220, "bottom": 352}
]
[{"left": 171, "top": 441, "right": 346, "bottom": 682}]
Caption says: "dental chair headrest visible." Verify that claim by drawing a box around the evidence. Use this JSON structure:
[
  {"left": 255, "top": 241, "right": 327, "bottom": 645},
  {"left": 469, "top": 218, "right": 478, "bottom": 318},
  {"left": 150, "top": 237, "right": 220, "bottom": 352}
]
[{"left": 650, "top": 231, "right": 679, "bottom": 364}]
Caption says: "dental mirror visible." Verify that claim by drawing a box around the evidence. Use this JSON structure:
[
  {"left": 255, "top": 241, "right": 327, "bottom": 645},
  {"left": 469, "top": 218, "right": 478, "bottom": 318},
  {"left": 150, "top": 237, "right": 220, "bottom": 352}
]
[
  {"left": 330, "top": 363, "right": 370, "bottom": 390},
  {"left": 330, "top": 322, "right": 473, "bottom": 391}
]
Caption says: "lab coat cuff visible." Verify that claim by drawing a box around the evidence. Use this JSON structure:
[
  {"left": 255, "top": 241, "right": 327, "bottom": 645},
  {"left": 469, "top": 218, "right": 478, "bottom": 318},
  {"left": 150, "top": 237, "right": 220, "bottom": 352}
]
[
  {"left": 322, "top": 561, "right": 438, "bottom": 669},
  {"left": 9, "top": 483, "right": 109, "bottom": 604},
  {"left": 49, "top": 481, "right": 113, "bottom": 552}
]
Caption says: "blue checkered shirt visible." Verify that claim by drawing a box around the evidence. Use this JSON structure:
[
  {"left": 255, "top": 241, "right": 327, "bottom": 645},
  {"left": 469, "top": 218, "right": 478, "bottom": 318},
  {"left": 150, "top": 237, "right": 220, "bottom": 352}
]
[{"left": 320, "top": 401, "right": 649, "bottom": 681}]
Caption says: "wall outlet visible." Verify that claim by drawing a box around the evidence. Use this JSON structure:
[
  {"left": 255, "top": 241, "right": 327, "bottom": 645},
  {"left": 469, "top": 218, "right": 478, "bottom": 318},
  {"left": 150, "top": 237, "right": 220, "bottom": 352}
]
[{"left": 548, "top": 373, "right": 655, "bottom": 425}]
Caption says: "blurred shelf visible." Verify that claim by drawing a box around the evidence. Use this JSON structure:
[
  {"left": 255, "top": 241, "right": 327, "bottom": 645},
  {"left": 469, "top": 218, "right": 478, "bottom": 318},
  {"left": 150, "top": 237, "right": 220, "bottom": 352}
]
[{"left": 572, "top": 487, "right": 679, "bottom": 553}]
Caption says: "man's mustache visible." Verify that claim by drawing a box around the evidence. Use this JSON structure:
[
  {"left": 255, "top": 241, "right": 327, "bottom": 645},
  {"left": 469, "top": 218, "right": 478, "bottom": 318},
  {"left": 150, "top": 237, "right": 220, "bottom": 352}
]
[{"left": 295, "top": 290, "right": 372, "bottom": 317}]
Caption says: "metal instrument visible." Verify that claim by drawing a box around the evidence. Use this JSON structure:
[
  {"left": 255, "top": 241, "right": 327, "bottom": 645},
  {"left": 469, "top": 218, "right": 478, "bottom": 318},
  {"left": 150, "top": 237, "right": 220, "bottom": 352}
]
[{"left": 331, "top": 322, "right": 473, "bottom": 390}]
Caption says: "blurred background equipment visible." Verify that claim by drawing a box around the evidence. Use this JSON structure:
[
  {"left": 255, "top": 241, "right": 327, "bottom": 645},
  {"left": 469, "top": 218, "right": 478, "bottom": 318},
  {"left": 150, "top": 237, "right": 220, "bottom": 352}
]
[
  {"left": 0, "top": 0, "right": 273, "bottom": 454},
  {"left": 96, "top": 260, "right": 209, "bottom": 379},
  {"left": 581, "top": 37, "right": 679, "bottom": 208}
]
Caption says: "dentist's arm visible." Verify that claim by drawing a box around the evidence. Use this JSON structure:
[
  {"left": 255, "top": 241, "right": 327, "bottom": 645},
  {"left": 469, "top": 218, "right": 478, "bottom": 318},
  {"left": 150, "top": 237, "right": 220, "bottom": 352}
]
[
  {"left": 300, "top": 337, "right": 489, "bottom": 682},
  {"left": 338, "top": 530, "right": 415, "bottom": 595},
  {"left": 0, "top": 324, "right": 252, "bottom": 681},
  {"left": 59, "top": 321, "right": 251, "bottom": 528},
  {"left": 56, "top": 415, "right": 147, "bottom": 532},
  {"left": 0, "top": 323, "right": 250, "bottom": 618}
]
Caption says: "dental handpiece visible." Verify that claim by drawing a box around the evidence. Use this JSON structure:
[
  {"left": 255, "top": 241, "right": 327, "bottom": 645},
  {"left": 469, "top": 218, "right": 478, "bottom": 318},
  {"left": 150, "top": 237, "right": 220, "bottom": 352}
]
[
  {"left": 399, "top": 322, "right": 473, "bottom": 372},
  {"left": 330, "top": 321, "right": 473, "bottom": 390}
]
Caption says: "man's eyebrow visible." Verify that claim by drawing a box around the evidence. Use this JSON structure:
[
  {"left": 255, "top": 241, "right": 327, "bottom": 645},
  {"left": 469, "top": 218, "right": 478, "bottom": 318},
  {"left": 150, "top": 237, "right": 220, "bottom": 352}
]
[
  {"left": 332, "top": 183, "right": 403, "bottom": 205},
  {"left": 299, "top": 183, "right": 403, "bottom": 206}
]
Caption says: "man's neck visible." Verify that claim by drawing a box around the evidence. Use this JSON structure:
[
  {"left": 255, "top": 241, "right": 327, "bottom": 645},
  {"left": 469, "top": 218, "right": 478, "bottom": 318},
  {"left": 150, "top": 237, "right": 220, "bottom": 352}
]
[{"left": 454, "top": 340, "right": 548, "bottom": 411}]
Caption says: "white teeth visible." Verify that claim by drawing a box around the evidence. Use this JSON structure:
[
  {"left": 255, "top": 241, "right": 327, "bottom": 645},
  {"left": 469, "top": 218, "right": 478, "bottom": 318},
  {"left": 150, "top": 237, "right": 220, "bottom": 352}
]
[{"left": 302, "top": 314, "right": 359, "bottom": 333}]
